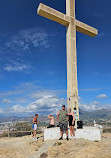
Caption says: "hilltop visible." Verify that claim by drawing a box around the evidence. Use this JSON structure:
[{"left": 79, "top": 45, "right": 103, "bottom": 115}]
[{"left": 0, "top": 133, "right": 111, "bottom": 158}]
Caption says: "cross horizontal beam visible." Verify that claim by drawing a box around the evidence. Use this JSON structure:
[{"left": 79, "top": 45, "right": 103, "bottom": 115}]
[
  {"left": 75, "top": 19, "right": 98, "bottom": 37},
  {"left": 37, "top": 3, "right": 98, "bottom": 37},
  {"left": 37, "top": 3, "right": 70, "bottom": 26}
]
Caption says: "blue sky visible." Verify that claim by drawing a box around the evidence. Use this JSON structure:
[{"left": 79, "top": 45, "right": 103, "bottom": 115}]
[{"left": 0, "top": 0, "right": 111, "bottom": 117}]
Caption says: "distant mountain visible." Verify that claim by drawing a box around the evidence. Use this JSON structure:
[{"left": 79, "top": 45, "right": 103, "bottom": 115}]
[
  {"left": 0, "top": 109, "right": 111, "bottom": 123},
  {"left": 79, "top": 109, "right": 111, "bottom": 122},
  {"left": 0, "top": 116, "right": 23, "bottom": 123},
  {"left": 0, "top": 115, "right": 49, "bottom": 124},
  {"left": 23, "top": 116, "right": 49, "bottom": 123}
]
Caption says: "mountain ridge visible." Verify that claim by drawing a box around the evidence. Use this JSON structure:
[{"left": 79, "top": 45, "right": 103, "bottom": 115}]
[{"left": 0, "top": 108, "right": 111, "bottom": 123}]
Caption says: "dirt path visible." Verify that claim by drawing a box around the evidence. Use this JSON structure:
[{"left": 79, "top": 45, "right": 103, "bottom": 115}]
[{"left": 29, "top": 140, "right": 56, "bottom": 158}]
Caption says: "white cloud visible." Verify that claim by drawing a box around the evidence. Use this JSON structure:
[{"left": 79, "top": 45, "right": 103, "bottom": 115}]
[
  {"left": 78, "top": 96, "right": 81, "bottom": 102},
  {"left": 31, "top": 92, "right": 55, "bottom": 99},
  {"left": 96, "top": 94, "right": 107, "bottom": 98},
  {"left": 0, "top": 81, "right": 64, "bottom": 115},
  {"left": 0, "top": 90, "right": 22, "bottom": 98},
  {"left": 0, "top": 82, "right": 110, "bottom": 115},
  {"left": 79, "top": 101, "right": 100, "bottom": 111},
  {"left": 10, "top": 94, "right": 66, "bottom": 115},
  {"left": 28, "top": 94, "right": 65, "bottom": 112},
  {"left": 0, "top": 82, "right": 47, "bottom": 99},
  {"left": 78, "top": 101, "right": 111, "bottom": 111},
  {"left": 5, "top": 28, "right": 52, "bottom": 54},
  {"left": 0, "top": 28, "right": 55, "bottom": 74},
  {"left": 79, "top": 88, "right": 101, "bottom": 92},
  {"left": 12, "top": 104, "right": 26, "bottom": 113},
  {"left": 0, "top": 28, "right": 55, "bottom": 73},
  {"left": 15, "top": 98, "right": 28, "bottom": 103},
  {"left": 0, "top": 82, "right": 66, "bottom": 115},
  {"left": 2, "top": 99, "right": 12, "bottom": 103},
  {"left": 3, "top": 61, "right": 30, "bottom": 72},
  {"left": 78, "top": 96, "right": 104, "bottom": 111},
  {"left": 0, "top": 92, "right": 111, "bottom": 115}
]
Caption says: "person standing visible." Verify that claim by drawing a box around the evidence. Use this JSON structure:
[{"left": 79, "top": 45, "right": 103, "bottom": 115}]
[
  {"left": 47, "top": 114, "right": 55, "bottom": 128},
  {"left": 32, "top": 114, "right": 39, "bottom": 140},
  {"left": 57, "top": 105, "right": 69, "bottom": 140},
  {"left": 68, "top": 108, "right": 75, "bottom": 139}
]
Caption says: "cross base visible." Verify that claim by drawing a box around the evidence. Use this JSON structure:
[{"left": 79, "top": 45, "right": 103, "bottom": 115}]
[{"left": 44, "top": 127, "right": 101, "bottom": 141}]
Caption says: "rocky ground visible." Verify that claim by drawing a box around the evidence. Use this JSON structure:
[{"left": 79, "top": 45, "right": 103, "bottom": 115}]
[
  {"left": 0, "top": 134, "right": 44, "bottom": 158},
  {"left": 0, "top": 133, "right": 111, "bottom": 158},
  {"left": 47, "top": 133, "right": 111, "bottom": 158}
]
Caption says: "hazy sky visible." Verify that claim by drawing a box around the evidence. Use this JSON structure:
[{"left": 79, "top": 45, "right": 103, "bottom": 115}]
[{"left": 0, "top": 0, "right": 111, "bottom": 116}]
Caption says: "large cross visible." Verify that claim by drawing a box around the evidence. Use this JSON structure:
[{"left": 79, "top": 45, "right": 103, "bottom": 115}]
[{"left": 37, "top": 0, "right": 98, "bottom": 125}]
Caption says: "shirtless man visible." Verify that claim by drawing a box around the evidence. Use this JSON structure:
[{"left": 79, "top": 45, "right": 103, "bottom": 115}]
[{"left": 47, "top": 114, "right": 55, "bottom": 128}]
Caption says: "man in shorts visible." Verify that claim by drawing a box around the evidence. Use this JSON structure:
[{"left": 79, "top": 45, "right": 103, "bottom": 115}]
[
  {"left": 57, "top": 105, "right": 69, "bottom": 140},
  {"left": 32, "top": 114, "right": 39, "bottom": 140}
]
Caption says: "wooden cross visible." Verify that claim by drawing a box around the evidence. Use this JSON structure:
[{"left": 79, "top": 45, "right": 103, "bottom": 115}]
[{"left": 37, "top": 0, "right": 98, "bottom": 125}]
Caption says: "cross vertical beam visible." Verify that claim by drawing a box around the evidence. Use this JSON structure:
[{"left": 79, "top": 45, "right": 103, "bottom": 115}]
[{"left": 66, "top": 0, "right": 79, "bottom": 123}]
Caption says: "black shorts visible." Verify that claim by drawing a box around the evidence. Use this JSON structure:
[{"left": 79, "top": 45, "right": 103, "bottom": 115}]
[
  {"left": 59, "top": 122, "right": 68, "bottom": 131},
  {"left": 47, "top": 125, "right": 55, "bottom": 128},
  {"left": 69, "top": 121, "right": 75, "bottom": 126}
]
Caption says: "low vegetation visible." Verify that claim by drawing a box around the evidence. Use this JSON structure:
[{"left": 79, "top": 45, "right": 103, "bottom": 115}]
[{"left": 103, "top": 127, "right": 111, "bottom": 133}]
